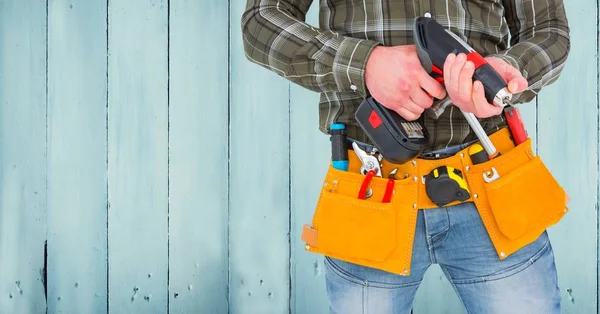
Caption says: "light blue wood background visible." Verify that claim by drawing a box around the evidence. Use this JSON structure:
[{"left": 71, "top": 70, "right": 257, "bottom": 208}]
[{"left": 0, "top": 0, "right": 595, "bottom": 313}]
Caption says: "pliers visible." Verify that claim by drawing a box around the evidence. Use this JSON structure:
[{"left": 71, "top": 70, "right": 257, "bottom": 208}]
[
  {"left": 382, "top": 169, "right": 397, "bottom": 203},
  {"left": 352, "top": 142, "right": 396, "bottom": 202}
]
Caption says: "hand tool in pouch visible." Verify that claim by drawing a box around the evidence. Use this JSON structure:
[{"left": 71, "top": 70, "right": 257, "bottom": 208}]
[
  {"left": 352, "top": 143, "right": 395, "bottom": 203},
  {"left": 330, "top": 123, "right": 349, "bottom": 171},
  {"left": 424, "top": 166, "right": 470, "bottom": 207},
  {"left": 352, "top": 142, "right": 382, "bottom": 199}
]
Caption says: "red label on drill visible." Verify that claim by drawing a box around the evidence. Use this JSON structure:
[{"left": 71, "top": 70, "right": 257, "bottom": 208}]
[{"left": 369, "top": 110, "right": 382, "bottom": 129}]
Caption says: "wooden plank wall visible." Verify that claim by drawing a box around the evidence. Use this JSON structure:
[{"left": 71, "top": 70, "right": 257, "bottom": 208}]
[
  {"left": 0, "top": 0, "right": 596, "bottom": 313},
  {"left": 46, "top": 1, "right": 108, "bottom": 313}
]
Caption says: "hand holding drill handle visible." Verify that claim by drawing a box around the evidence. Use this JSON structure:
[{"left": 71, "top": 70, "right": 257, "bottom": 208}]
[
  {"left": 364, "top": 44, "right": 446, "bottom": 121},
  {"left": 355, "top": 16, "right": 530, "bottom": 166},
  {"left": 443, "top": 53, "right": 528, "bottom": 119}
]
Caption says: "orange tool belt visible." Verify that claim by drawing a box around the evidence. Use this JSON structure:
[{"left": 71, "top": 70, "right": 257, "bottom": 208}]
[{"left": 301, "top": 127, "right": 569, "bottom": 276}]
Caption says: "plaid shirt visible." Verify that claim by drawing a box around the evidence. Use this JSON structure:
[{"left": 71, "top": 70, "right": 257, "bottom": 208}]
[{"left": 241, "top": 0, "right": 570, "bottom": 149}]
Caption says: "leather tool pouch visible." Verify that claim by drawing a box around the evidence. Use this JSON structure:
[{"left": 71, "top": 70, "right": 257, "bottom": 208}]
[
  {"left": 302, "top": 129, "right": 569, "bottom": 276},
  {"left": 302, "top": 165, "right": 418, "bottom": 276},
  {"left": 465, "top": 137, "right": 568, "bottom": 258}
]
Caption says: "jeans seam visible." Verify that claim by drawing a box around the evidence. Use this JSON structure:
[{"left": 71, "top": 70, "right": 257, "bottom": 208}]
[
  {"left": 430, "top": 207, "right": 451, "bottom": 248},
  {"left": 363, "top": 283, "right": 367, "bottom": 314},
  {"left": 324, "top": 257, "right": 422, "bottom": 289},
  {"left": 450, "top": 236, "right": 551, "bottom": 285},
  {"left": 423, "top": 211, "right": 438, "bottom": 264}
]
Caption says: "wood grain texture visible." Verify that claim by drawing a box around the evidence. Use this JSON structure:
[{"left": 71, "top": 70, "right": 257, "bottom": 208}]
[
  {"left": 46, "top": 1, "right": 108, "bottom": 312},
  {"left": 107, "top": 0, "right": 169, "bottom": 312},
  {"left": 536, "top": 1, "right": 598, "bottom": 313},
  {"left": 230, "top": 0, "right": 291, "bottom": 312},
  {"left": 168, "top": 0, "right": 229, "bottom": 312},
  {"left": 288, "top": 3, "right": 332, "bottom": 314},
  {"left": 0, "top": 1, "right": 47, "bottom": 313}
]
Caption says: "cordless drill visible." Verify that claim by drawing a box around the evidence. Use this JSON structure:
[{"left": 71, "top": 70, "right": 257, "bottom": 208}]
[{"left": 355, "top": 15, "right": 527, "bottom": 165}]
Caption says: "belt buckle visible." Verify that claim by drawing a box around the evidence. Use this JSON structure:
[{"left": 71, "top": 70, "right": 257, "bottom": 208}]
[{"left": 419, "top": 151, "right": 452, "bottom": 160}]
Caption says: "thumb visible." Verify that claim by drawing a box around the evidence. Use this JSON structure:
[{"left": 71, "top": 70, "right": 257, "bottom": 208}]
[{"left": 507, "top": 76, "right": 528, "bottom": 94}]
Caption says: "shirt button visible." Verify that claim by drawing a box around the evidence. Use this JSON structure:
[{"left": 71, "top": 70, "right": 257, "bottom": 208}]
[
  {"left": 424, "top": 12, "right": 431, "bottom": 18},
  {"left": 350, "top": 84, "right": 357, "bottom": 91}
]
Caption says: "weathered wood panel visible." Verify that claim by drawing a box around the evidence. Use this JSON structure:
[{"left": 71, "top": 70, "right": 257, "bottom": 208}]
[
  {"left": 537, "top": 1, "right": 598, "bottom": 313},
  {"left": 107, "top": 0, "right": 169, "bottom": 312},
  {"left": 0, "top": 1, "right": 47, "bottom": 313},
  {"left": 230, "top": 0, "right": 291, "bottom": 312},
  {"left": 168, "top": 0, "right": 229, "bottom": 312},
  {"left": 46, "top": 0, "right": 108, "bottom": 312},
  {"left": 288, "top": 2, "right": 331, "bottom": 314}
]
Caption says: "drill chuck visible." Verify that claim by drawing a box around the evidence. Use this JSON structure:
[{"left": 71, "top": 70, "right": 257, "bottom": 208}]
[{"left": 494, "top": 88, "right": 513, "bottom": 107}]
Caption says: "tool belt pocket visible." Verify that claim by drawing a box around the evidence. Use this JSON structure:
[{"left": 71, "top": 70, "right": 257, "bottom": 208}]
[
  {"left": 484, "top": 155, "right": 567, "bottom": 240},
  {"left": 313, "top": 185, "right": 397, "bottom": 261},
  {"left": 303, "top": 165, "right": 417, "bottom": 275},
  {"left": 470, "top": 139, "right": 568, "bottom": 244}
]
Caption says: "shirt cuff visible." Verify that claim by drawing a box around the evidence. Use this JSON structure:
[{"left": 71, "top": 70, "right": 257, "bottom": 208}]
[{"left": 332, "top": 37, "right": 382, "bottom": 97}]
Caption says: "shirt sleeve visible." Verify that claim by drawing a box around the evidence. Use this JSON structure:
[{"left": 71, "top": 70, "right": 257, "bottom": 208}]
[
  {"left": 490, "top": 0, "right": 571, "bottom": 104},
  {"left": 241, "top": 0, "right": 382, "bottom": 98}
]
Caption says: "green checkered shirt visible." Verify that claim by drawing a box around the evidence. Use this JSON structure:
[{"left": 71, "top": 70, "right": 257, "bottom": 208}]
[{"left": 241, "top": 0, "right": 570, "bottom": 149}]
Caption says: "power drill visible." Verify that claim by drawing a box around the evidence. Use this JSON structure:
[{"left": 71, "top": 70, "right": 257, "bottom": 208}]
[
  {"left": 354, "top": 15, "right": 528, "bottom": 207},
  {"left": 355, "top": 15, "right": 527, "bottom": 165}
]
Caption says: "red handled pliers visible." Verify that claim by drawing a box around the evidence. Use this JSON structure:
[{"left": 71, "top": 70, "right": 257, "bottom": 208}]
[
  {"left": 357, "top": 168, "right": 397, "bottom": 202},
  {"left": 352, "top": 142, "right": 397, "bottom": 202}
]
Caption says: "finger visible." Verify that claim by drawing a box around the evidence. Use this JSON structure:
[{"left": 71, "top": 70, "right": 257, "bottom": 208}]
[
  {"left": 497, "top": 64, "right": 527, "bottom": 92},
  {"left": 458, "top": 61, "right": 475, "bottom": 103},
  {"left": 418, "top": 71, "right": 446, "bottom": 99},
  {"left": 398, "top": 98, "right": 425, "bottom": 116},
  {"left": 507, "top": 76, "right": 528, "bottom": 93},
  {"left": 410, "top": 88, "right": 434, "bottom": 109},
  {"left": 443, "top": 53, "right": 456, "bottom": 93},
  {"left": 395, "top": 106, "right": 420, "bottom": 121},
  {"left": 472, "top": 81, "right": 502, "bottom": 118},
  {"left": 449, "top": 53, "right": 466, "bottom": 96}
]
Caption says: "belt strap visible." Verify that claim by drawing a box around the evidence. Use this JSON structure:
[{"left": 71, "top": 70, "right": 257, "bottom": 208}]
[{"left": 344, "top": 138, "right": 478, "bottom": 160}]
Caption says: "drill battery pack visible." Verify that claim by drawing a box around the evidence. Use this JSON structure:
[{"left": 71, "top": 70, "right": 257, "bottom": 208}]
[{"left": 355, "top": 97, "right": 430, "bottom": 164}]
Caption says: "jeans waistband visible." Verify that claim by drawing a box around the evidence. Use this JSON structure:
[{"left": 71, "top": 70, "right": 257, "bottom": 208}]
[
  {"left": 346, "top": 137, "right": 478, "bottom": 160},
  {"left": 418, "top": 139, "right": 478, "bottom": 159}
]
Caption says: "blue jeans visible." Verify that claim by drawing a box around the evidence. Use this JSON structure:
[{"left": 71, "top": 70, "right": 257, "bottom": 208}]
[{"left": 323, "top": 144, "right": 561, "bottom": 314}]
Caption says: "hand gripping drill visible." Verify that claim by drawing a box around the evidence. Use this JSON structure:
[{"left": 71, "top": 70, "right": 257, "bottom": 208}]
[{"left": 355, "top": 15, "right": 528, "bottom": 164}]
